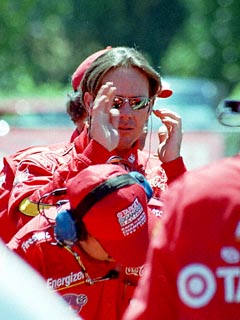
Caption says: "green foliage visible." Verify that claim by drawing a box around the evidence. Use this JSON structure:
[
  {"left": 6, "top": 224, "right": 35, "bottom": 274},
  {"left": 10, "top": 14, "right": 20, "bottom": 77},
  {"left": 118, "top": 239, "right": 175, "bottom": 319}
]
[
  {"left": 0, "top": 0, "right": 73, "bottom": 94},
  {"left": 229, "top": 83, "right": 240, "bottom": 99},
  {"left": 162, "top": 0, "right": 240, "bottom": 89},
  {"left": 0, "top": 0, "right": 239, "bottom": 96}
]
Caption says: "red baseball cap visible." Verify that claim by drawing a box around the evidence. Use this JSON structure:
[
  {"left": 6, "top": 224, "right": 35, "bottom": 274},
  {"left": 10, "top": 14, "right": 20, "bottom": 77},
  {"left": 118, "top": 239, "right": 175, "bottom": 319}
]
[
  {"left": 71, "top": 47, "right": 112, "bottom": 91},
  {"left": 67, "top": 164, "right": 150, "bottom": 267}
]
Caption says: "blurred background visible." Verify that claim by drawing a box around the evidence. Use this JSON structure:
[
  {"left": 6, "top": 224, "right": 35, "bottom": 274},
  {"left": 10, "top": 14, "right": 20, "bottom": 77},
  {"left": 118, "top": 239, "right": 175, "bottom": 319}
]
[{"left": 0, "top": 0, "right": 240, "bottom": 169}]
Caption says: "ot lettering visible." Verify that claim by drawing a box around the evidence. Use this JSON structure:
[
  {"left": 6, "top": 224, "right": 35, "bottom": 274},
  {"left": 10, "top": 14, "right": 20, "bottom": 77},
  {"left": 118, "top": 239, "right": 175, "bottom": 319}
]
[{"left": 178, "top": 264, "right": 240, "bottom": 308}]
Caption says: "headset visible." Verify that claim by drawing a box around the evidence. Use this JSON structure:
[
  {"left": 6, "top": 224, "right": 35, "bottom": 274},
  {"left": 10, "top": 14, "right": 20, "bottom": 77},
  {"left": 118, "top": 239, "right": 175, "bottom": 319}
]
[{"left": 54, "top": 171, "right": 153, "bottom": 246}]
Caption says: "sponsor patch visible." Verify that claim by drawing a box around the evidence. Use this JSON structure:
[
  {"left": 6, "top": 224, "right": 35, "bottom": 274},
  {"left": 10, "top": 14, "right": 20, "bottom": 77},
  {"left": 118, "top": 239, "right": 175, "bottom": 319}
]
[
  {"left": 116, "top": 197, "right": 146, "bottom": 236},
  {"left": 63, "top": 293, "right": 88, "bottom": 313}
]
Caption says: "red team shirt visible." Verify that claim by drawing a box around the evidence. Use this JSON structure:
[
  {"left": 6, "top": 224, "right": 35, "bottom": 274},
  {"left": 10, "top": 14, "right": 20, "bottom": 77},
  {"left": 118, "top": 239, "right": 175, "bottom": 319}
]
[{"left": 124, "top": 155, "right": 240, "bottom": 320}]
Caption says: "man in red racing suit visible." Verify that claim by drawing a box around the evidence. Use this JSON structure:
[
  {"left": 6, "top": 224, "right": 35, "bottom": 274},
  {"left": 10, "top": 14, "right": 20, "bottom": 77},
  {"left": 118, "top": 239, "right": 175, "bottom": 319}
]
[
  {"left": 1, "top": 46, "right": 186, "bottom": 243},
  {"left": 8, "top": 163, "right": 159, "bottom": 320}
]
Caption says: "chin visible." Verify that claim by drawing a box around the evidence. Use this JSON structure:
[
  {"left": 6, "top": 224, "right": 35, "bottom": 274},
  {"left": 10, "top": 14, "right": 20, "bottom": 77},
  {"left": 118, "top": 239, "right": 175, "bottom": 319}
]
[
  {"left": 119, "top": 133, "right": 138, "bottom": 145},
  {"left": 117, "top": 140, "right": 137, "bottom": 153}
]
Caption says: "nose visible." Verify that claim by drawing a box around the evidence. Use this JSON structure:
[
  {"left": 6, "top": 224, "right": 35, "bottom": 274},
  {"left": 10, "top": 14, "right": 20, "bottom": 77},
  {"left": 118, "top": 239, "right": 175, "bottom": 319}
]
[
  {"left": 119, "top": 101, "right": 133, "bottom": 122},
  {"left": 119, "top": 100, "right": 133, "bottom": 118}
]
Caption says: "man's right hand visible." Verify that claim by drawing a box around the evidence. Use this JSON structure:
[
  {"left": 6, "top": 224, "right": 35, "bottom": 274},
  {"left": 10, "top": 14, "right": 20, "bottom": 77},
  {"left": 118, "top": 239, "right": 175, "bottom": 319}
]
[{"left": 89, "top": 82, "right": 120, "bottom": 151}]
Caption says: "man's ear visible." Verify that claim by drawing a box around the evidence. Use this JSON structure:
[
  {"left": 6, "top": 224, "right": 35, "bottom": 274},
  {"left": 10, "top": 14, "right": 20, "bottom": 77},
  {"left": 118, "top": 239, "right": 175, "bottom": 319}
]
[{"left": 83, "top": 92, "right": 94, "bottom": 113}]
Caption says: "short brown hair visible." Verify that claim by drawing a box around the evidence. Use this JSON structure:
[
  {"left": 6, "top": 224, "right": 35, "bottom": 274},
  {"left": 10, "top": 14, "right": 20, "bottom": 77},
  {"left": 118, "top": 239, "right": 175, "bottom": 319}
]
[
  {"left": 80, "top": 47, "right": 161, "bottom": 101},
  {"left": 66, "top": 91, "right": 87, "bottom": 123}
]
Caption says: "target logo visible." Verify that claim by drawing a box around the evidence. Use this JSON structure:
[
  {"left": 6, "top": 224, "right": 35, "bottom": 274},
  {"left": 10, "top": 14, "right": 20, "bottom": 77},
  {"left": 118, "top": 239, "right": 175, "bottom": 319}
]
[
  {"left": 177, "top": 262, "right": 240, "bottom": 308},
  {"left": 177, "top": 264, "right": 216, "bottom": 308}
]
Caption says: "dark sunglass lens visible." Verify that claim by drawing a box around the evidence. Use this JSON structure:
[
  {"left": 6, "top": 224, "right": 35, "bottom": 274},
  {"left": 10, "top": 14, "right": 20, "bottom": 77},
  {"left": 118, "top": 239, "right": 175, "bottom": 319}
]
[
  {"left": 113, "top": 97, "right": 123, "bottom": 109},
  {"left": 131, "top": 98, "right": 149, "bottom": 110}
]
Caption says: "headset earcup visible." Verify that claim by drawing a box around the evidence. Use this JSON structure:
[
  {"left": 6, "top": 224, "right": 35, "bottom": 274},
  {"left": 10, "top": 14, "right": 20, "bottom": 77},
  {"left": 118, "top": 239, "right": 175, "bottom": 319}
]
[
  {"left": 129, "top": 172, "right": 153, "bottom": 201},
  {"left": 55, "top": 209, "right": 78, "bottom": 244}
]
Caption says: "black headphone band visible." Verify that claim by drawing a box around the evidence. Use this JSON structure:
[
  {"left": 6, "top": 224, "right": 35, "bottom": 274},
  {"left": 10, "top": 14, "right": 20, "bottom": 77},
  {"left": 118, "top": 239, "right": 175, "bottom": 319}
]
[{"left": 71, "top": 174, "right": 137, "bottom": 223}]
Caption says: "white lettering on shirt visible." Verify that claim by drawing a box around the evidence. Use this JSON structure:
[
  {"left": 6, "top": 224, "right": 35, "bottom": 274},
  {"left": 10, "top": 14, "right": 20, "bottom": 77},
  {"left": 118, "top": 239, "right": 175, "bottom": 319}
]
[
  {"left": 47, "top": 271, "right": 85, "bottom": 290},
  {"left": 21, "top": 231, "right": 51, "bottom": 252},
  {"left": 177, "top": 258, "right": 240, "bottom": 308}
]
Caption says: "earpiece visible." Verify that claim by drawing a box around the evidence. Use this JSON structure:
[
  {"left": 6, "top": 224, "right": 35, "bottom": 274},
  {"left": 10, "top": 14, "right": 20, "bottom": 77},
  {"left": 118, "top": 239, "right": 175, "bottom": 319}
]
[
  {"left": 129, "top": 171, "right": 153, "bottom": 201},
  {"left": 55, "top": 209, "right": 78, "bottom": 245}
]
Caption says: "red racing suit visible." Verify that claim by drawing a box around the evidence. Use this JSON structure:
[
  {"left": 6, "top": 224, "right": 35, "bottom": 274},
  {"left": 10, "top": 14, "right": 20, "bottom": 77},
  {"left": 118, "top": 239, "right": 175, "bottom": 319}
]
[
  {"left": 123, "top": 155, "right": 240, "bottom": 320},
  {"left": 8, "top": 205, "right": 151, "bottom": 320},
  {"left": 0, "top": 144, "right": 68, "bottom": 243},
  {"left": 0, "top": 126, "right": 186, "bottom": 243}
]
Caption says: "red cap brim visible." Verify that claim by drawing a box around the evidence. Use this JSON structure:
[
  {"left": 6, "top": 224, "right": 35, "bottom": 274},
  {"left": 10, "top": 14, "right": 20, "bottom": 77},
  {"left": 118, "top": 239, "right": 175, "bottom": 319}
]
[
  {"left": 158, "top": 89, "right": 173, "bottom": 98},
  {"left": 157, "top": 79, "right": 173, "bottom": 98}
]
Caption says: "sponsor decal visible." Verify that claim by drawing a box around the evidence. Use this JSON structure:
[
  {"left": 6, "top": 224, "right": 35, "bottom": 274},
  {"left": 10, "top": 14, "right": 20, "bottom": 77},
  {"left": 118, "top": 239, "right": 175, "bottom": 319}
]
[
  {"left": 128, "top": 154, "right": 135, "bottom": 164},
  {"left": 149, "top": 175, "right": 167, "bottom": 190},
  {"left": 47, "top": 271, "right": 85, "bottom": 290},
  {"left": 151, "top": 208, "right": 163, "bottom": 218},
  {"left": 63, "top": 293, "right": 88, "bottom": 313},
  {"left": 177, "top": 247, "right": 240, "bottom": 308},
  {"left": 13, "top": 168, "right": 30, "bottom": 186},
  {"left": 117, "top": 197, "right": 146, "bottom": 236},
  {"left": 125, "top": 265, "right": 145, "bottom": 277},
  {"left": 21, "top": 231, "right": 51, "bottom": 252}
]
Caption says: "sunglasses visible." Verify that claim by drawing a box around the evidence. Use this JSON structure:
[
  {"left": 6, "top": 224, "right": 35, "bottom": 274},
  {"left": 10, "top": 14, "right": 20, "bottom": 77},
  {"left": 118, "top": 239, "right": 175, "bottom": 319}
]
[{"left": 112, "top": 96, "right": 151, "bottom": 111}]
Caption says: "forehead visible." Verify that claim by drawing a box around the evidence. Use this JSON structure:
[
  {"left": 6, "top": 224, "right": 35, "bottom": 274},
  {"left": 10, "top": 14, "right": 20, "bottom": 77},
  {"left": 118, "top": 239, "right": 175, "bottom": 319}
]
[{"left": 101, "top": 67, "right": 150, "bottom": 97}]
